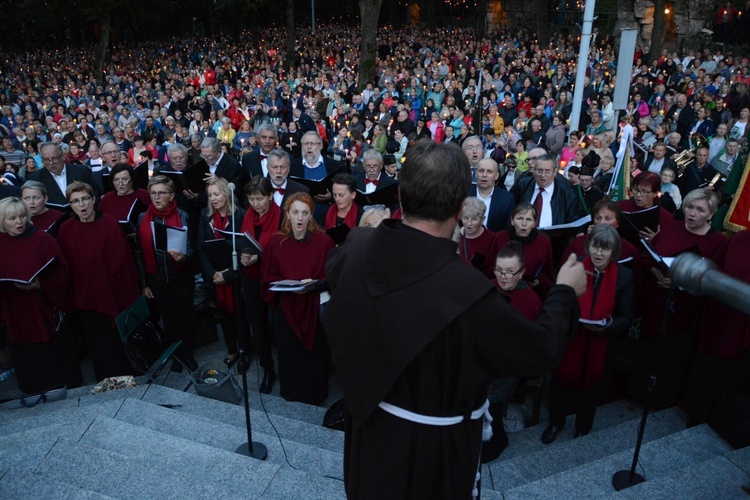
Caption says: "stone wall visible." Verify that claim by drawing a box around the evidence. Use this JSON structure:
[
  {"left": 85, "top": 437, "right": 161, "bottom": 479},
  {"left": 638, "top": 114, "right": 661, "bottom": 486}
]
[{"left": 615, "top": 0, "right": 714, "bottom": 51}]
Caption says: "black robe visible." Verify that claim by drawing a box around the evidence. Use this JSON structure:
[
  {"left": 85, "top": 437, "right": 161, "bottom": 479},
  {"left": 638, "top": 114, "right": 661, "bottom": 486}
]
[{"left": 324, "top": 220, "right": 579, "bottom": 499}]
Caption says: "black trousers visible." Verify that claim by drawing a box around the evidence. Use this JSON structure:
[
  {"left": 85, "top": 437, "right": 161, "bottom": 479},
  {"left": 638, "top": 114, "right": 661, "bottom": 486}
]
[
  {"left": 10, "top": 323, "right": 81, "bottom": 394},
  {"left": 147, "top": 273, "right": 196, "bottom": 361},
  {"left": 241, "top": 275, "right": 273, "bottom": 370},
  {"left": 548, "top": 379, "right": 601, "bottom": 434},
  {"left": 79, "top": 310, "right": 134, "bottom": 382}
]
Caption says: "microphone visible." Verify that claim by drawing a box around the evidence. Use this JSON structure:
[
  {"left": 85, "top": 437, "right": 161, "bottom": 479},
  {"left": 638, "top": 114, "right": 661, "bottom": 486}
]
[
  {"left": 228, "top": 182, "right": 236, "bottom": 192},
  {"left": 669, "top": 253, "right": 750, "bottom": 314}
]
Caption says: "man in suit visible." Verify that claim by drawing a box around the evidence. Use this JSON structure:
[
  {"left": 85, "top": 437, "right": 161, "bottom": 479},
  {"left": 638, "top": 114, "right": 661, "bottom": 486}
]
[
  {"left": 512, "top": 154, "right": 584, "bottom": 227},
  {"left": 30, "top": 142, "right": 91, "bottom": 205},
  {"left": 241, "top": 123, "right": 277, "bottom": 180},
  {"left": 267, "top": 149, "right": 309, "bottom": 210},
  {"left": 200, "top": 137, "right": 242, "bottom": 186},
  {"left": 90, "top": 140, "right": 121, "bottom": 198},
  {"left": 462, "top": 135, "right": 483, "bottom": 183},
  {"left": 644, "top": 142, "right": 677, "bottom": 174},
  {"left": 469, "top": 158, "right": 514, "bottom": 232},
  {"left": 355, "top": 149, "right": 398, "bottom": 211},
  {"left": 291, "top": 131, "right": 345, "bottom": 223},
  {"left": 666, "top": 93, "right": 695, "bottom": 147},
  {"left": 293, "top": 107, "right": 317, "bottom": 134}
]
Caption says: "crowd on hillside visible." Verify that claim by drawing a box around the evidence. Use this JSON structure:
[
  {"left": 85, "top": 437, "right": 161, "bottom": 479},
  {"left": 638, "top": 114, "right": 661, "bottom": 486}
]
[{"left": 0, "top": 20, "right": 749, "bottom": 457}]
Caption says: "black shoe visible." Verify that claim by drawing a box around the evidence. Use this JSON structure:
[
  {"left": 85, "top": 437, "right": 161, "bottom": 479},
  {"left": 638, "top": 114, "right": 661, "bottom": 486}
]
[
  {"left": 224, "top": 354, "right": 238, "bottom": 368},
  {"left": 184, "top": 357, "right": 199, "bottom": 373},
  {"left": 541, "top": 424, "right": 563, "bottom": 444},
  {"left": 171, "top": 359, "right": 183, "bottom": 373},
  {"left": 573, "top": 430, "right": 589, "bottom": 438},
  {"left": 260, "top": 369, "right": 275, "bottom": 394}
]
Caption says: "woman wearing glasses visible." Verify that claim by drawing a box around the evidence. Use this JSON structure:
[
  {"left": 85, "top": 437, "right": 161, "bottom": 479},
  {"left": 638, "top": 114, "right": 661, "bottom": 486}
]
[
  {"left": 0, "top": 197, "right": 81, "bottom": 394},
  {"left": 484, "top": 203, "right": 554, "bottom": 299},
  {"left": 134, "top": 175, "right": 198, "bottom": 372},
  {"left": 98, "top": 163, "right": 151, "bottom": 233},
  {"left": 617, "top": 171, "right": 674, "bottom": 243},
  {"left": 57, "top": 182, "right": 141, "bottom": 381},
  {"left": 542, "top": 224, "right": 633, "bottom": 444}
]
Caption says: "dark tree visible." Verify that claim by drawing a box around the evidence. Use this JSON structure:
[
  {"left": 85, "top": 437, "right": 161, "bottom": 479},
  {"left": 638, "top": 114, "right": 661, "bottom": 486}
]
[
  {"left": 359, "top": 0, "right": 385, "bottom": 90},
  {"left": 650, "top": 0, "right": 666, "bottom": 61}
]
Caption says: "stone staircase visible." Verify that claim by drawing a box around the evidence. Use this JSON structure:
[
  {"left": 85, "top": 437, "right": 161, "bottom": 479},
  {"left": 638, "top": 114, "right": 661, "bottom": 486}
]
[{"left": 0, "top": 373, "right": 748, "bottom": 499}]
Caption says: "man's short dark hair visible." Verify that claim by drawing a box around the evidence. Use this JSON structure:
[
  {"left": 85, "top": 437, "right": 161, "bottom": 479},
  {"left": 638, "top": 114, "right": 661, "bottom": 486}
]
[{"left": 399, "top": 141, "right": 471, "bottom": 222}]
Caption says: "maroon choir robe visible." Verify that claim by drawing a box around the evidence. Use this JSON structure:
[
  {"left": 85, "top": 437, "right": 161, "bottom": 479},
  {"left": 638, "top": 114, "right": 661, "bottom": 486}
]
[
  {"left": 57, "top": 213, "right": 141, "bottom": 318},
  {"left": 457, "top": 228, "right": 495, "bottom": 270},
  {"left": 485, "top": 229, "right": 554, "bottom": 297},
  {"left": 99, "top": 189, "right": 151, "bottom": 222}
]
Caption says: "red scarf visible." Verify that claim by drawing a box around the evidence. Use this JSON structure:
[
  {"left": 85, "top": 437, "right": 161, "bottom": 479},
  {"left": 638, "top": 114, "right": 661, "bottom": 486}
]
[
  {"left": 555, "top": 257, "right": 618, "bottom": 389},
  {"left": 139, "top": 201, "right": 183, "bottom": 275},
  {"left": 212, "top": 210, "right": 236, "bottom": 315},
  {"left": 325, "top": 202, "right": 359, "bottom": 230},
  {"left": 240, "top": 202, "right": 281, "bottom": 280}
]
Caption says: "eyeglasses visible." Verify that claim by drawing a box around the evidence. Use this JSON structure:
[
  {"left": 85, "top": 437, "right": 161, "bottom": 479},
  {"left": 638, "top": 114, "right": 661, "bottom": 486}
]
[
  {"left": 493, "top": 268, "right": 523, "bottom": 277},
  {"left": 101, "top": 150, "right": 119, "bottom": 156},
  {"left": 301, "top": 142, "right": 321, "bottom": 147},
  {"left": 114, "top": 178, "right": 131, "bottom": 185},
  {"left": 465, "top": 145, "right": 482, "bottom": 152},
  {"left": 149, "top": 191, "right": 172, "bottom": 198},
  {"left": 41, "top": 155, "right": 62, "bottom": 164},
  {"left": 69, "top": 196, "right": 93, "bottom": 206},
  {"left": 632, "top": 188, "right": 653, "bottom": 196},
  {"left": 590, "top": 246, "right": 612, "bottom": 255}
]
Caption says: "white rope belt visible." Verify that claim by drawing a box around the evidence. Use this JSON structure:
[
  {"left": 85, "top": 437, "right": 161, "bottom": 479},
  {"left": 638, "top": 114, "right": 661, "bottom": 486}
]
[{"left": 378, "top": 399, "right": 490, "bottom": 426}]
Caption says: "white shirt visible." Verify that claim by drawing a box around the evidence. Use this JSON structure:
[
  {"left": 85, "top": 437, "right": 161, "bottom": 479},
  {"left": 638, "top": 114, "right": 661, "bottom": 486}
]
[
  {"left": 476, "top": 187, "right": 494, "bottom": 225},
  {"left": 272, "top": 179, "right": 287, "bottom": 207},
  {"left": 532, "top": 182, "right": 555, "bottom": 228},
  {"left": 303, "top": 154, "right": 324, "bottom": 170},
  {"left": 51, "top": 165, "right": 67, "bottom": 195},
  {"left": 647, "top": 157, "right": 665, "bottom": 174},
  {"left": 209, "top": 152, "right": 224, "bottom": 174},
  {"left": 364, "top": 175, "right": 380, "bottom": 194}
]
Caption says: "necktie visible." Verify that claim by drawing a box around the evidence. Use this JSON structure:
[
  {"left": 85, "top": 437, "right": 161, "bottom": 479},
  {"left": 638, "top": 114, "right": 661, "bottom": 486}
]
[
  {"left": 533, "top": 187, "right": 545, "bottom": 226},
  {"left": 260, "top": 154, "right": 267, "bottom": 160},
  {"left": 365, "top": 179, "right": 379, "bottom": 186},
  {"left": 274, "top": 187, "right": 285, "bottom": 195}
]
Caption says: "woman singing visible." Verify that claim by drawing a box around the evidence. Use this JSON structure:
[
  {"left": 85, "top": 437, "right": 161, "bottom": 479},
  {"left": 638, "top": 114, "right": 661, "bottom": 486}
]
[{"left": 261, "top": 192, "right": 335, "bottom": 404}]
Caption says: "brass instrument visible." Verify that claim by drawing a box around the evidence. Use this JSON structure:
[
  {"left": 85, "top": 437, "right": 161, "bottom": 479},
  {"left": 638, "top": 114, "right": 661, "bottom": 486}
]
[{"left": 674, "top": 133, "right": 709, "bottom": 177}]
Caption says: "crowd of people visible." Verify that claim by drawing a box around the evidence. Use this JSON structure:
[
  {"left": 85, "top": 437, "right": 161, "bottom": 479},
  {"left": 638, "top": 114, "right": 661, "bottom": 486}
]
[{"left": 1, "top": 20, "right": 750, "bottom": 490}]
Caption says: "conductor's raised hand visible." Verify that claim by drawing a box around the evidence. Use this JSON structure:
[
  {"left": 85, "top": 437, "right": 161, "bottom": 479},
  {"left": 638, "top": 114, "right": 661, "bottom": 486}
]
[{"left": 556, "top": 253, "right": 587, "bottom": 297}]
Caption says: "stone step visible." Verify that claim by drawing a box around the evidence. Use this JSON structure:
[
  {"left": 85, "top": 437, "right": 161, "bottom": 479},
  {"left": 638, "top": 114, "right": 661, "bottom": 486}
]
[
  {"left": 0, "top": 469, "right": 117, "bottom": 499},
  {"left": 111, "top": 397, "right": 344, "bottom": 479},
  {"left": 0, "top": 399, "right": 125, "bottom": 438},
  {"left": 498, "top": 398, "right": 643, "bottom": 462},
  {"left": 610, "top": 446, "right": 750, "bottom": 499},
  {"left": 0, "top": 384, "right": 148, "bottom": 424},
  {"left": 140, "top": 384, "right": 344, "bottom": 454},
  {"left": 501, "top": 424, "right": 733, "bottom": 498},
  {"left": 486, "top": 407, "right": 686, "bottom": 491},
  {"left": 41, "top": 421, "right": 347, "bottom": 499}
]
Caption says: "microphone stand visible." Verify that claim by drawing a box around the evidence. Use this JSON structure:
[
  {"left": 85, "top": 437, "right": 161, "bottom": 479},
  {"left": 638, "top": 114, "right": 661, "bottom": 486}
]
[{"left": 229, "top": 182, "right": 267, "bottom": 460}]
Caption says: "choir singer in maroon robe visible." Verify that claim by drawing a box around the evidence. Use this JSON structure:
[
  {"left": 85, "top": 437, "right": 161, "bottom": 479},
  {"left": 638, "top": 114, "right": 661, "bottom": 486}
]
[
  {"left": 0, "top": 198, "right": 81, "bottom": 393},
  {"left": 457, "top": 197, "right": 495, "bottom": 271},
  {"left": 57, "top": 182, "right": 141, "bottom": 381},
  {"left": 20, "top": 181, "right": 66, "bottom": 236},
  {"left": 98, "top": 163, "right": 151, "bottom": 231},
  {"left": 484, "top": 203, "right": 554, "bottom": 297},
  {"left": 630, "top": 188, "right": 727, "bottom": 408},
  {"left": 683, "top": 230, "right": 750, "bottom": 426},
  {"left": 261, "top": 192, "right": 335, "bottom": 405}
]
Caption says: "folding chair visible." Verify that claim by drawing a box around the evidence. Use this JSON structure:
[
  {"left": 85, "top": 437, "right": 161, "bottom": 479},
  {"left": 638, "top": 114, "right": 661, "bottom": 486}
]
[{"left": 115, "top": 295, "right": 182, "bottom": 385}]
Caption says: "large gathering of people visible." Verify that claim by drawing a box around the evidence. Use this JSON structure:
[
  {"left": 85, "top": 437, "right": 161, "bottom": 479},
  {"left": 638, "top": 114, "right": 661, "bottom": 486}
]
[{"left": 1, "top": 16, "right": 750, "bottom": 495}]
